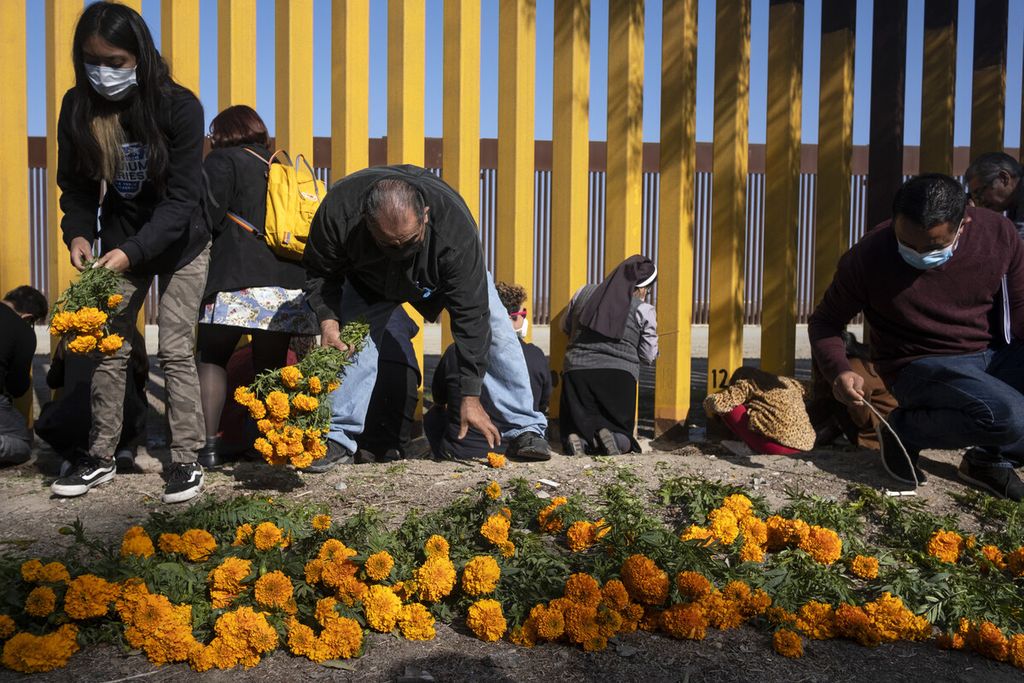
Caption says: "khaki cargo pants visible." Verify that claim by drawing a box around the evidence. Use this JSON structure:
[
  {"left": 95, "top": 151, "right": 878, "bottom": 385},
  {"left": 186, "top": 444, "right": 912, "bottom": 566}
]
[{"left": 90, "top": 247, "right": 209, "bottom": 464}]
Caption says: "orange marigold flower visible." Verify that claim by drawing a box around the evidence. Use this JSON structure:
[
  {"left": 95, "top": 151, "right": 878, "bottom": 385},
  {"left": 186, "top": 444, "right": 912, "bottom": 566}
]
[
  {"left": 850, "top": 555, "right": 879, "bottom": 580},
  {"left": 600, "top": 579, "right": 631, "bottom": 611},
  {"left": 1005, "top": 547, "right": 1024, "bottom": 577},
  {"left": 487, "top": 452, "right": 506, "bottom": 468},
  {"left": 661, "top": 603, "right": 708, "bottom": 640},
  {"left": 765, "top": 515, "right": 810, "bottom": 551},
  {"left": 414, "top": 555, "right": 457, "bottom": 603},
  {"left": 739, "top": 542, "right": 766, "bottom": 563},
  {"left": 106, "top": 294, "right": 123, "bottom": 308},
  {"left": 743, "top": 589, "right": 772, "bottom": 617},
  {"left": 307, "top": 376, "right": 323, "bottom": 394},
  {"left": 697, "top": 591, "right": 744, "bottom": 630},
  {"left": 564, "top": 573, "right": 602, "bottom": 605},
  {"left": 484, "top": 480, "right": 502, "bottom": 500},
  {"left": 71, "top": 307, "right": 107, "bottom": 335},
  {"left": 364, "top": 551, "right": 395, "bottom": 582},
  {"left": 834, "top": 604, "right": 881, "bottom": 647},
  {"left": 800, "top": 525, "right": 842, "bottom": 565},
  {"left": 620, "top": 554, "right": 669, "bottom": 606},
  {"left": 795, "top": 601, "right": 836, "bottom": 640},
  {"left": 265, "top": 391, "right": 290, "bottom": 420},
  {"left": 280, "top": 365, "right": 303, "bottom": 389},
  {"left": 1008, "top": 633, "right": 1024, "bottom": 669},
  {"left": 979, "top": 545, "right": 1006, "bottom": 572},
  {"left": 291, "top": 393, "right": 319, "bottom": 412},
  {"left": 68, "top": 334, "right": 98, "bottom": 354},
  {"left": 675, "top": 571, "right": 713, "bottom": 601},
  {"left": 208, "top": 557, "right": 252, "bottom": 609},
  {"left": 537, "top": 497, "right": 568, "bottom": 533},
  {"left": 25, "top": 586, "right": 57, "bottom": 618},
  {"left": 48, "top": 311, "right": 75, "bottom": 336},
  {"left": 966, "top": 621, "right": 1010, "bottom": 662},
  {"left": 1, "top": 624, "right": 80, "bottom": 673},
  {"left": 120, "top": 526, "right": 155, "bottom": 559},
  {"left": 480, "top": 514, "right": 511, "bottom": 547},
  {"left": 38, "top": 562, "right": 70, "bottom": 585},
  {"left": 364, "top": 585, "right": 402, "bottom": 632},
  {"left": 20, "top": 560, "right": 43, "bottom": 583},
  {"left": 64, "top": 574, "right": 119, "bottom": 620},
  {"left": 563, "top": 601, "right": 600, "bottom": 643},
  {"left": 327, "top": 380, "right": 340, "bottom": 392},
  {"left": 926, "top": 529, "right": 965, "bottom": 564},
  {"left": 253, "top": 521, "right": 286, "bottom": 551},
  {"left": 232, "top": 523, "right": 254, "bottom": 547},
  {"left": 567, "top": 521, "right": 598, "bottom": 552},
  {"left": 312, "top": 514, "right": 332, "bottom": 532},
  {"left": 863, "top": 592, "right": 929, "bottom": 643},
  {"left": 461, "top": 556, "right": 501, "bottom": 596},
  {"left": 722, "top": 493, "right": 754, "bottom": 519},
  {"left": 398, "top": 603, "right": 436, "bottom": 641},
  {"left": 773, "top": 629, "right": 804, "bottom": 658},
  {"left": 498, "top": 541, "right": 516, "bottom": 558},
  {"left": 253, "top": 571, "right": 293, "bottom": 610},
  {"left": 739, "top": 514, "right": 768, "bottom": 547},
  {"left": 708, "top": 507, "right": 740, "bottom": 545},
  {"left": 180, "top": 529, "right": 218, "bottom": 562},
  {"left": 424, "top": 534, "right": 450, "bottom": 558},
  {"left": 530, "top": 603, "right": 565, "bottom": 640},
  {"left": 509, "top": 619, "right": 539, "bottom": 648},
  {"left": 158, "top": 533, "right": 183, "bottom": 554},
  {"left": 467, "top": 599, "right": 507, "bottom": 642},
  {"left": 679, "top": 524, "right": 714, "bottom": 546},
  {"left": 0, "top": 615, "right": 14, "bottom": 640},
  {"left": 98, "top": 334, "right": 124, "bottom": 354}
]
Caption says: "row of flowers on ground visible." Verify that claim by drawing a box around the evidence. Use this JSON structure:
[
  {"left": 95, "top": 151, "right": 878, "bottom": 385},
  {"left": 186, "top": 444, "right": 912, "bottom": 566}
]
[{"left": 1, "top": 478, "right": 1023, "bottom": 673}]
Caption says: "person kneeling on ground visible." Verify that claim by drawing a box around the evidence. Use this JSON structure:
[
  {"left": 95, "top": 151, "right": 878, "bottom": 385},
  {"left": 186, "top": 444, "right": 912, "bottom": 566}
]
[
  {"left": 0, "top": 286, "right": 47, "bottom": 465},
  {"left": 425, "top": 281, "right": 551, "bottom": 460},
  {"left": 703, "top": 367, "right": 815, "bottom": 455},
  {"left": 809, "top": 174, "right": 1024, "bottom": 499},
  {"left": 965, "top": 152, "right": 1023, "bottom": 237},
  {"left": 303, "top": 165, "right": 551, "bottom": 471},
  {"left": 559, "top": 255, "right": 658, "bottom": 456}
]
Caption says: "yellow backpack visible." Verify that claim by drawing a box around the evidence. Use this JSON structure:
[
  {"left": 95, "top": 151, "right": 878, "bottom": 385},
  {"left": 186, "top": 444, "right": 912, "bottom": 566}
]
[{"left": 227, "top": 149, "right": 326, "bottom": 261}]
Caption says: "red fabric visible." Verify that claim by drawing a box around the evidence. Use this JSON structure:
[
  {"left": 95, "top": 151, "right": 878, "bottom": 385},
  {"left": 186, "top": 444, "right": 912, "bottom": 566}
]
[{"left": 719, "top": 405, "right": 801, "bottom": 456}]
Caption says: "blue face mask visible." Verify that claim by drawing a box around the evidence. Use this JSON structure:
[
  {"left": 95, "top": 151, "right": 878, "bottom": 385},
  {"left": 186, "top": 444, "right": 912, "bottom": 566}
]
[{"left": 897, "top": 227, "right": 962, "bottom": 270}]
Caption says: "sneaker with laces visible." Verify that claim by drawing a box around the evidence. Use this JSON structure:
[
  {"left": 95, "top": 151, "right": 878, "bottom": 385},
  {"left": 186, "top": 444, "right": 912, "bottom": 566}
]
[
  {"left": 51, "top": 457, "right": 116, "bottom": 497},
  {"left": 507, "top": 432, "right": 552, "bottom": 461},
  {"left": 876, "top": 422, "right": 919, "bottom": 486},
  {"left": 301, "top": 440, "right": 354, "bottom": 474},
  {"left": 564, "top": 433, "right": 587, "bottom": 456},
  {"left": 958, "top": 460, "right": 1024, "bottom": 502},
  {"left": 162, "top": 462, "right": 204, "bottom": 504}
]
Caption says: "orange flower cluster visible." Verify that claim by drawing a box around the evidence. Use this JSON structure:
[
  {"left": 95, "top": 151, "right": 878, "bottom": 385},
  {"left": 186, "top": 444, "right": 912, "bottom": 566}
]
[
  {"left": 487, "top": 452, "right": 506, "bottom": 468},
  {"left": 64, "top": 575, "right": 119, "bottom": 620},
  {"left": 20, "top": 560, "right": 70, "bottom": 585},
  {"left": 120, "top": 526, "right": 156, "bottom": 559},
  {"left": 937, "top": 620, "right": 1024, "bottom": 668},
  {"left": 304, "top": 539, "right": 368, "bottom": 606},
  {"left": 927, "top": 529, "right": 967, "bottom": 564},
  {"left": 480, "top": 514, "right": 515, "bottom": 557},
  {"left": 566, "top": 519, "right": 610, "bottom": 552},
  {"left": 157, "top": 529, "right": 218, "bottom": 562},
  {"left": 50, "top": 307, "right": 124, "bottom": 356},
  {"left": 680, "top": 494, "right": 777, "bottom": 563},
  {"left": 285, "top": 603, "right": 363, "bottom": 662},
  {"left": 537, "top": 497, "right": 568, "bottom": 534},
  {"left": 208, "top": 557, "right": 253, "bottom": 609},
  {"left": 0, "top": 624, "right": 79, "bottom": 673},
  {"left": 786, "top": 593, "right": 929, "bottom": 649},
  {"left": 190, "top": 606, "right": 278, "bottom": 671},
  {"left": 116, "top": 580, "right": 198, "bottom": 666}
]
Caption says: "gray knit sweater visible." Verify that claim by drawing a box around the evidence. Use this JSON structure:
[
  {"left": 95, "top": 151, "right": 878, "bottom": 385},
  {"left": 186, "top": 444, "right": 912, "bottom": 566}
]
[{"left": 561, "top": 283, "right": 659, "bottom": 379}]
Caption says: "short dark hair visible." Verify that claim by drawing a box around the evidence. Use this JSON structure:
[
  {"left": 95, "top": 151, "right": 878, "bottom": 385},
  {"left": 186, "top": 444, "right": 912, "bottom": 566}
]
[
  {"left": 209, "top": 105, "right": 270, "bottom": 149},
  {"left": 4, "top": 286, "right": 48, "bottom": 324},
  {"left": 965, "top": 152, "right": 1023, "bottom": 186},
  {"left": 891, "top": 174, "right": 967, "bottom": 229},
  {"left": 496, "top": 282, "right": 527, "bottom": 313},
  {"left": 364, "top": 178, "right": 426, "bottom": 232}
]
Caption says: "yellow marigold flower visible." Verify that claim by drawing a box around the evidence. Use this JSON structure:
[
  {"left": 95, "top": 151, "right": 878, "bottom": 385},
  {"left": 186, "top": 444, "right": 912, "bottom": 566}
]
[
  {"left": 253, "top": 521, "right": 286, "bottom": 551},
  {"left": 620, "top": 554, "right": 669, "bottom": 606},
  {"left": 0, "top": 615, "right": 14, "bottom": 640},
  {"left": 863, "top": 592, "right": 930, "bottom": 643},
  {"left": 208, "top": 557, "right": 252, "bottom": 609},
  {"left": 795, "top": 601, "right": 836, "bottom": 640},
  {"left": 966, "top": 620, "right": 1009, "bottom": 662},
  {"left": 530, "top": 604, "right": 565, "bottom": 640},
  {"left": 67, "top": 334, "right": 97, "bottom": 354},
  {"left": 926, "top": 529, "right": 965, "bottom": 564},
  {"left": 424, "top": 534, "right": 450, "bottom": 558},
  {"left": 980, "top": 545, "right": 1006, "bottom": 572},
  {"left": 71, "top": 307, "right": 107, "bottom": 334},
  {"left": 25, "top": 586, "right": 57, "bottom": 618},
  {"left": 98, "top": 334, "right": 124, "bottom": 354},
  {"left": 466, "top": 599, "right": 507, "bottom": 642},
  {"left": 739, "top": 542, "right": 766, "bottom": 563},
  {"left": 834, "top": 604, "right": 881, "bottom": 647},
  {"left": 1005, "top": 547, "right": 1024, "bottom": 577},
  {"left": 365, "top": 551, "right": 395, "bottom": 582},
  {"left": 280, "top": 365, "right": 303, "bottom": 389},
  {"left": 765, "top": 515, "right": 810, "bottom": 550},
  {"left": 64, "top": 574, "right": 119, "bottom": 620},
  {"left": 311, "top": 514, "right": 332, "bottom": 532},
  {"left": 285, "top": 618, "right": 317, "bottom": 660},
  {"left": 800, "top": 525, "right": 842, "bottom": 565},
  {"left": 722, "top": 493, "right": 754, "bottom": 519},
  {"left": 485, "top": 480, "right": 502, "bottom": 500},
  {"left": 414, "top": 555, "right": 457, "bottom": 603},
  {"left": 675, "top": 571, "right": 713, "bottom": 601},
  {"left": 600, "top": 579, "right": 631, "bottom": 611},
  {"left": 253, "top": 571, "right": 293, "bottom": 610},
  {"left": 480, "top": 514, "right": 511, "bottom": 547},
  {"left": 307, "top": 376, "right": 323, "bottom": 394},
  {"left": 773, "top": 628, "right": 804, "bottom": 658},
  {"left": 208, "top": 606, "right": 278, "bottom": 668},
  {"left": 743, "top": 589, "right": 772, "bottom": 617},
  {"left": 49, "top": 311, "right": 75, "bottom": 336},
  {"left": 0, "top": 624, "right": 80, "bottom": 673},
  {"left": 697, "top": 591, "right": 744, "bottom": 630},
  {"left": 739, "top": 515, "right": 768, "bottom": 548},
  {"left": 1008, "top": 633, "right": 1024, "bottom": 669},
  {"left": 291, "top": 393, "right": 319, "bottom": 412},
  {"left": 564, "top": 573, "right": 602, "bottom": 605},
  {"left": 180, "top": 529, "right": 218, "bottom": 562},
  {"left": 722, "top": 580, "right": 751, "bottom": 604},
  {"left": 246, "top": 399, "right": 267, "bottom": 420},
  {"left": 850, "top": 555, "right": 879, "bottom": 580},
  {"left": 661, "top": 603, "right": 707, "bottom": 640},
  {"left": 398, "top": 603, "right": 436, "bottom": 641},
  {"left": 567, "top": 521, "right": 598, "bottom": 552},
  {"left": 461, "top": 556, "right": 501, "bottom": 596},
  {"left": 265, "top": 391, "right": 290, "bottom": 420},
  {"left": 509, "top": 620, "right": 538, "bottom": 648},
  {"left": 232, "top": 523, "right": 254, "bottom": 547},
  {"left": 233, "top": 386, "right": 256, "bottom": 407},
  {"left": 679, "top": 524, "right": 714, "bottom": 546},
  {"left": 937, "top": 631, "right": 966, "bottom": 650},
  {"left": 364, "top": 585, "right": 402, "bottom": 632},
  {"left": 708, "top": 507, "right": 740, "bottom": 545},
  {"left": 120, "top": 526, "right": 155, "bottom": 559},
  {"left": 106, "top": 294, "right": 124, "bottom": 308},
  {"left": 487, "top": 452, "right": 506, "bottom": 468},
  {"left": 537, "top": 497, "right": 568, "bottom": 533},
  {"left": 327, "top": 380, "right": 340, "bottom": 392},
  {"left": 38, "top": 562, "right": 70, "bottom": 584},
  {"left": 158, "top": 533, "right": 183, "bottom": 554}
]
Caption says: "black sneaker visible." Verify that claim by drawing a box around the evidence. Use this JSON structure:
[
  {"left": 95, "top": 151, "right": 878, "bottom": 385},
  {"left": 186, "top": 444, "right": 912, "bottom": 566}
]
[
  {"left": 197, "top": 436, "right": 222, "bottom": 470},
  {"left": 301, "top": 440, "right": 354, "bottom": 474},
  {"left": 115, "top": 448, "right": 136, "bottom": 473},
  {"left": 876, "top": 422, "right": 919, "bottom": 486},
  {"left": 958, "top": 460, "right": 1024, "bottom": 502},
  {"left": 507, "top": 432, "right": 552, "bottom": 461},
  {"left": 51, "top": 457, "right": 116, "bottom": 497},
  {"left": 597, "top": 428, "right": 623, "bottom": 455},
  {"left": 565, "top": 433, "right": 586, "bottom": 456},
  {"left": 162, "top": 462, "right": 204, "bottom": 504}
]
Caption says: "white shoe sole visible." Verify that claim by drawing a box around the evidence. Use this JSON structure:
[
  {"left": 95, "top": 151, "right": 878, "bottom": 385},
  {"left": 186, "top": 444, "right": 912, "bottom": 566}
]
[
  {"left": 51, "top": 468, "right": 116, "bottom": 497},
  {"left": 162, "top": 473, "right": 204, "bottom": 504}
]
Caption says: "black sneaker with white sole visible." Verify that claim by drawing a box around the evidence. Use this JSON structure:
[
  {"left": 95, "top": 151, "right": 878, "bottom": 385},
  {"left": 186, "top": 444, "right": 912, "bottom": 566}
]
[
  {"left": 162, "top": 462, "right": 204, "bottom": 504},
  {"left": 875, "top": 421, "right": 919, "bottom": 486},
  {"left": 51, "top": 457, "right": 116, "bottom": 497},
  {"left": 507, "top": 432, "right": 552, "bottom": 461},
  {"left": 300, "top": 440, "right": 354, "bottom": 474},
  {"left": 958, "top": 460, "right": 1024, "bottom": 502}
]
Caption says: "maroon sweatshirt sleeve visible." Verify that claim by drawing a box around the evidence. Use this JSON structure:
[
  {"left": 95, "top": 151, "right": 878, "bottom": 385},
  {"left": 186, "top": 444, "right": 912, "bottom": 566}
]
[
  {"left": 808, "top": 248, "right": 868, "bottom": 382},
  {"left": 1005, "top": 218, "right": 1024, "bottom": 341}
]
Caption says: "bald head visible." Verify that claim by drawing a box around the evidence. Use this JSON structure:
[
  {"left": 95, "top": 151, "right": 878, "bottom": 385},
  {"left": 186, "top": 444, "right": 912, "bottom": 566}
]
[{"left": 364, "top": 178, "right": 428, "bottom": 246}]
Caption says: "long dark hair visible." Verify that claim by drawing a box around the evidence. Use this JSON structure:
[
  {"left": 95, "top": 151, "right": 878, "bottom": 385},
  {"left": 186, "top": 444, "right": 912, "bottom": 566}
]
[{"left": 69, "top": 2, "right": 180, "bottom": 188}]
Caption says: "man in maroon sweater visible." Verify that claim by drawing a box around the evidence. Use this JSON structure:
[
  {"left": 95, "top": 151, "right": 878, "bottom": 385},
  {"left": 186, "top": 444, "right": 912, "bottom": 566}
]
[{"left": 809, "top": 174, "right": 1024, "bottom": 500}]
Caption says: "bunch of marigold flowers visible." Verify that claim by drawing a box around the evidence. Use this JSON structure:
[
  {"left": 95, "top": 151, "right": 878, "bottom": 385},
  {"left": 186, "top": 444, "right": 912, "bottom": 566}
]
[
  {"left": 234, "top": 321, "right": 369, "bottom": 467},
  {"left": 48, "top": 262, "right": 128, "bottom": 355}
]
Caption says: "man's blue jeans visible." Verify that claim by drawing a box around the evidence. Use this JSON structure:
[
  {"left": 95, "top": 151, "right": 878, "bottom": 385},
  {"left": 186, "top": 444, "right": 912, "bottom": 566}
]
[
  {"left": 889, "top": 342, "right": 1024, "bottom": 469},
  {"left": 326, "top": 276, "right": 548, "bottom": 453}
]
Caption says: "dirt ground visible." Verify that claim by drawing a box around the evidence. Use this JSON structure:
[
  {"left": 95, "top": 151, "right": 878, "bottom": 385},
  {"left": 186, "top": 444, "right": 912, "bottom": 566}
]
[{"left": 0, "top": 433, "right": 1020, "bottom": 682}]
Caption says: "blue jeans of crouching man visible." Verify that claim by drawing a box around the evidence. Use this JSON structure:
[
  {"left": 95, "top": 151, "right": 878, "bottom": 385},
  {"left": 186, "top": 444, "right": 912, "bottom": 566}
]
[
  {"left": 326, "top": 275, "right": 547, "bottom": 454},
  {"left": 888, "top": 341, "right": 1024, "bottom": 469}
]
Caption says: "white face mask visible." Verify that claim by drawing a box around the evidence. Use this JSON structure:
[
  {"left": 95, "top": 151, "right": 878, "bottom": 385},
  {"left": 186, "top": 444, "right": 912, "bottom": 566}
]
[
  {"left": 516, "top": 317, "right": 529, "bottom": 340},
  {"left": 85, "top": 64, "right": 138, "bottom": 101}
]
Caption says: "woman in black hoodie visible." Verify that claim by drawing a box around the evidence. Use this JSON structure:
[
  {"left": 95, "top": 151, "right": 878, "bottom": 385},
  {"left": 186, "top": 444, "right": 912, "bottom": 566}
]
[
  {"left": 52, "top": 2, "right": 209, "bottom": 504},
  {"left": 196, "top": 105, "right": 316, "bottom": 467}
]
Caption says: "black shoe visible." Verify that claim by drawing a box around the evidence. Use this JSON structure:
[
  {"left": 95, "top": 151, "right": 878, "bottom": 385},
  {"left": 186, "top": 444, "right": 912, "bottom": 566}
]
[
  {"left": 379, "top": 448, "right": 404, "bottom": 463},
  {"left": 914, "top": 466, "right": 928, "bottom": 485},
  {"left": 876, "top": 422, "right": 919, "bottom": 486},
  {"left": 565, "top": 433, "right": 586, "bottom": 456},
  {"left": 507, "top": 432, "right": 552, "bottom": 461},
  {"left": 597, "top": 428, "right": 623, "bottom": 455},
  {"left": 162, "top": 462, "right": 204, "bottom": 504},
  {"left": 958, "top": 460, "right": 1024, "bottom": 502},
  {"left": 115, "top": 448, "right": 136, "bottom": 473},
  {"left": 301, "top": 440, "right": 354, "bottom": 474},
  {"left": 197, "top": 436, "right": 222, "bottom": 470},
  {"left": 51, "top": 457, "right": 116, "bottom": 497}
]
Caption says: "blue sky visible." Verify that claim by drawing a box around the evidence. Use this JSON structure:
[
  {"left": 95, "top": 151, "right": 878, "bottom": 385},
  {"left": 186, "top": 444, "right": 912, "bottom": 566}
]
[{"left": 24, "top": 0, "right": 1024, "bottom": 147}]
